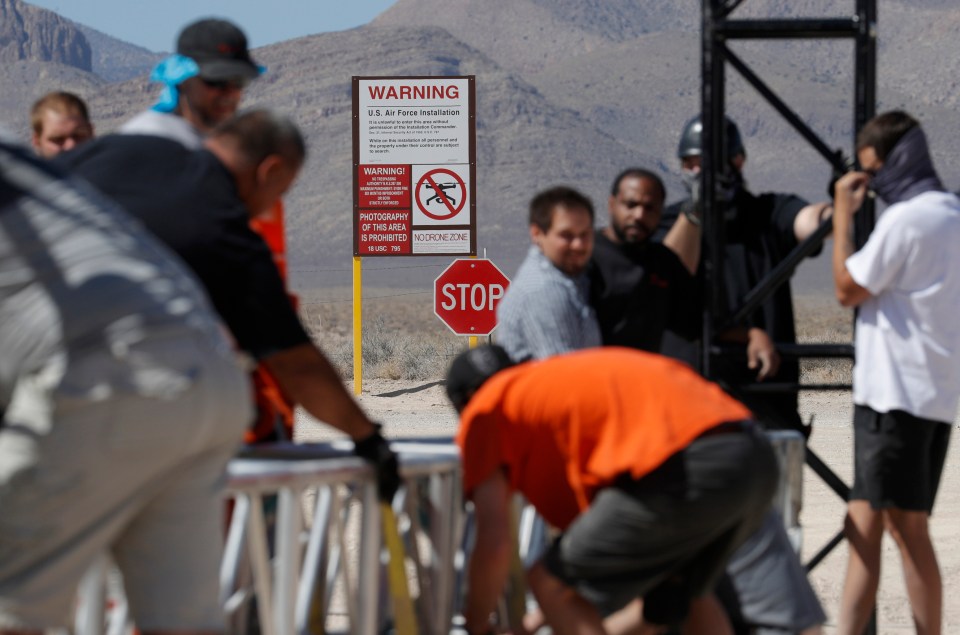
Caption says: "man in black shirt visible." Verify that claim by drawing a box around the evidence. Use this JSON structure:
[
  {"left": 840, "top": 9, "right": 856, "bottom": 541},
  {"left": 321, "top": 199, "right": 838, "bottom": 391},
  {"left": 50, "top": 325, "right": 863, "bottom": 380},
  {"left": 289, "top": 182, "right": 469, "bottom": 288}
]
[
  {"left": 58, "top": 110, "right": 399, "bottom": 502},
  {"left": 588, "top": 167, "right": 701, "bottom": 352},
  {"left": 659, "top": 115, "right": 831, "bottom": 434},
  {"left": 654, "top": 116, "right": 831, "bottom": 635},
  {"left": 588, "top": 164, "right": 826, "bottom": 635}
]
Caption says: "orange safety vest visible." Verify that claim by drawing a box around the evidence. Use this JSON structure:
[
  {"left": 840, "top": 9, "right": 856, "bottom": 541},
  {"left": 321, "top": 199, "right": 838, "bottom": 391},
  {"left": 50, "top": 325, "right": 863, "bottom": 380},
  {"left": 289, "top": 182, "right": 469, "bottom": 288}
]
[{"left": 247, "top": 200, "right": 298, "bottom": 444}]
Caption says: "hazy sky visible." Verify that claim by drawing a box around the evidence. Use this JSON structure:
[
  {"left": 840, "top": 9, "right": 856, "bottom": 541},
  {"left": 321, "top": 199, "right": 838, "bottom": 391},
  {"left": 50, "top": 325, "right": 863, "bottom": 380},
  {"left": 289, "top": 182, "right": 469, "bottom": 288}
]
[{"left": 26, "top": 0, "right": 399, "bottom": 52}]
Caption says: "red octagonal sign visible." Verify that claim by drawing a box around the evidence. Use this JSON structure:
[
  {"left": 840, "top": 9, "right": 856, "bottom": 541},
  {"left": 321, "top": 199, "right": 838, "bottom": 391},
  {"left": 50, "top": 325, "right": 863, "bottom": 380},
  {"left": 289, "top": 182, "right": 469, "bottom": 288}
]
[{"left": 434, "top": 259, "right": 511, "bottom": 335}]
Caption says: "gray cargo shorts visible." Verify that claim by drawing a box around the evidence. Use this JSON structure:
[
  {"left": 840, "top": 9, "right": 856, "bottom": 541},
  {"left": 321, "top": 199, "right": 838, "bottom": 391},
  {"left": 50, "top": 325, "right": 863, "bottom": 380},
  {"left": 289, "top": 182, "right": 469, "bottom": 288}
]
[{"left": 542, "top": 421, "right": 778, "bottom": 626}]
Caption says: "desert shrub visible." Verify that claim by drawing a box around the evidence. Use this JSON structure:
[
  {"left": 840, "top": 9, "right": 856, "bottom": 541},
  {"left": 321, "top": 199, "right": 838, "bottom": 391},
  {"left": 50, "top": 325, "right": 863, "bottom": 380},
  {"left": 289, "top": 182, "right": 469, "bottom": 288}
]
[
  {"left": 795, "top": 293, "right": 854, "bottom": 386},
  {"left": 298, "top": 291, "right": 468, "bottom": 380},
  {"left": 299, "top": 287, "right": 858, "bottom": 384}
]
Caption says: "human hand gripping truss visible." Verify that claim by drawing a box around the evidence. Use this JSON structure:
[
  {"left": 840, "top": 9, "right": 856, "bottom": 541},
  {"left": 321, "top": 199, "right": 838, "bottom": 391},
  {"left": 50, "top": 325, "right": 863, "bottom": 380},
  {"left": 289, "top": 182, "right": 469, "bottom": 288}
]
[{"left": 353, "top": 424, "right": 401, "bottom": 502}]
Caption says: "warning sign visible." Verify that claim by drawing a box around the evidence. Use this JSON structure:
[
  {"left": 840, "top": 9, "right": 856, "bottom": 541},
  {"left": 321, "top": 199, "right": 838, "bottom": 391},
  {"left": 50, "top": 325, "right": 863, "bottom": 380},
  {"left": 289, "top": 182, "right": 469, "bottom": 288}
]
[{"left": 353, "top": 75, "right": 476, "bottom": 257}]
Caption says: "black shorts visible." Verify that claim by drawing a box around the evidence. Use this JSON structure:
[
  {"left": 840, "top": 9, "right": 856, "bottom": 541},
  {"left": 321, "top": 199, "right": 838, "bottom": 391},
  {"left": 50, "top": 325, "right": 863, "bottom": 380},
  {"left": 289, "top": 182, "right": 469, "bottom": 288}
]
[
  {"left": 540, "top": 422, "right": 778, "bottom": 626},
  {"left": 850, "top": 404, "right": 952, "bottom": 512}
]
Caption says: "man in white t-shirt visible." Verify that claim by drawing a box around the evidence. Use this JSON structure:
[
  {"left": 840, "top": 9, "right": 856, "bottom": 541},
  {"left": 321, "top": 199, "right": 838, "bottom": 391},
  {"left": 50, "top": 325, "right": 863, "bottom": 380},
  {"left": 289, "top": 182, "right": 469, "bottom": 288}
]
[
  {"left": 121, "top": 18, "right": 262, "bottom": 149},
  {"left": 832, "top": 110, "right": 960, "bottom": 635}
]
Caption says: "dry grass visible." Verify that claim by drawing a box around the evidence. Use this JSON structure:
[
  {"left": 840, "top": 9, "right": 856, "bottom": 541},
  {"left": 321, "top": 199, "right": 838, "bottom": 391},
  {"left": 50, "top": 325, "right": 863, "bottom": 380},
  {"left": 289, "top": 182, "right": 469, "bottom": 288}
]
[
  {"left": 794, "top": 292, "right": 854, "bottom": 385},
  {"left": 297, "top": 287, "right": 468, "bottom": 380},
  {"left": 297, "top": 286, "right": 855, "bottom": 383}
]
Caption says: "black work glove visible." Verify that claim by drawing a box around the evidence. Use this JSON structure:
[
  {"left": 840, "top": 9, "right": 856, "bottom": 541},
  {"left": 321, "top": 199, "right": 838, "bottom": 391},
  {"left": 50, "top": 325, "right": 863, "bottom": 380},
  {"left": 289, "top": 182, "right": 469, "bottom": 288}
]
[{"left": 353, "top": 424, "right": 401, "bottom": 503}]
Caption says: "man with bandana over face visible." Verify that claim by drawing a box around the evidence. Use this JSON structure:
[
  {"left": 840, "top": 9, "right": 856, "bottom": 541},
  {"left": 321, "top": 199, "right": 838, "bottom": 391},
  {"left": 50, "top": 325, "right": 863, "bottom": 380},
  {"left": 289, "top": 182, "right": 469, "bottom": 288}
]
[{"left": 833, "top": 111, "right": 960, "bottom": 635}]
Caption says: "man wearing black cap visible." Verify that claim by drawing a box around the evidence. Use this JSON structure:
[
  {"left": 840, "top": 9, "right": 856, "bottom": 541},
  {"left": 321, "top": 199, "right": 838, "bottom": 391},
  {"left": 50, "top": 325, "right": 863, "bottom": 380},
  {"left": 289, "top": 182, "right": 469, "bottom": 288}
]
[
  {"left": 120, "top": 18, "right": 262, "bottom": 149},
  {"left": 118, "top": 18, "right": 299, "bottom": 446}
]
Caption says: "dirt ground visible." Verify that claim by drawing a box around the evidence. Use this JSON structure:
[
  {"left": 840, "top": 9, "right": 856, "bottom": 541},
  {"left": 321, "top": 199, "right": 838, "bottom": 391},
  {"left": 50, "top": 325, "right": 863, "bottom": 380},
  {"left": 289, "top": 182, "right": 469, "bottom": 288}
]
[{"left": 296, "top": 380, "right": 960, "bottom": 633}]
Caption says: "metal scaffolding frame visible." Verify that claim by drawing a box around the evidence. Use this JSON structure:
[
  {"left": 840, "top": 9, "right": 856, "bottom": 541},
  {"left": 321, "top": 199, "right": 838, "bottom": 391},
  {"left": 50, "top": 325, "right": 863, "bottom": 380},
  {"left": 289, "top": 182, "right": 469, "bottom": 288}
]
[{"left": 699, "top": 1, "right": 877, "bottom": 632}]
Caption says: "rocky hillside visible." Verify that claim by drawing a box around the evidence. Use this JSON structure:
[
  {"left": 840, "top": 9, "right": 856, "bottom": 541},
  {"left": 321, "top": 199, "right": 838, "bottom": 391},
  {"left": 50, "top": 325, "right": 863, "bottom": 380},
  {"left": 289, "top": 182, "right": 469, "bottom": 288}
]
[
  {"left": 0, "top": 0, "right": 159, "bottom": 141},
  {"left": 73, "top": 23, "right": 164, "bottom": 82},
  {"left": 0, "top": 0, "right": 91, "bottom": 69},
  {"left": 374, "top": 0, "right": 960, "bottom": 200},
  {"left": 85, "top": 26, "right": 665, "bottom": 284},
  {"left": 1, "top": 0, "right": 958, "bottom": 290}
]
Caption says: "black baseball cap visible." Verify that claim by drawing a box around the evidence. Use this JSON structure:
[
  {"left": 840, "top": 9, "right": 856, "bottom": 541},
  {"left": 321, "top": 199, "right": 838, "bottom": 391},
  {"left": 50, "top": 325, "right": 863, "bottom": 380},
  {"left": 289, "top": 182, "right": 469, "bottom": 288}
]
[
  {"left": 177, "top": 19, "right": 261, "bottom": 81},
  {"left": 445, "top": 345, "right": 516, "bottom": 413}
]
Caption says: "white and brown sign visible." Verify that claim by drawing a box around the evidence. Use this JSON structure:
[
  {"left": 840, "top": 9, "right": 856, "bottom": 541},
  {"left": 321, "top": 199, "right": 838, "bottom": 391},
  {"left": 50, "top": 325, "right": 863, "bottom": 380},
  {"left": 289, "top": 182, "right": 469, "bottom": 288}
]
[{"left": 353, "top": 76, "right": 476, "bottom": 256}]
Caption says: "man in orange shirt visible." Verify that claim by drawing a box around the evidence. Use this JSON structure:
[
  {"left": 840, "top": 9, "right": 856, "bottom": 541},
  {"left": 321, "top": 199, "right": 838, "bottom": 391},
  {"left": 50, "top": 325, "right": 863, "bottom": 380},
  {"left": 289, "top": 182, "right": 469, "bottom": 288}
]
[{"left": 447, "top": 346, "right": 778, "bottom": 635}]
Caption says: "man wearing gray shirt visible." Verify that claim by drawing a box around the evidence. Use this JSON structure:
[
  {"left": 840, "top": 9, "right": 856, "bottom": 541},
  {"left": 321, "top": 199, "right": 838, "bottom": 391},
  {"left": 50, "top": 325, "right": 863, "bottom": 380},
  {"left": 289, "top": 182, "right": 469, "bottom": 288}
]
[
  {"left": 496, "top": 186, "right": 601, "bottom": 362},
  {"left": 0, "top": 140, "right": 251, "bottom": 632}
]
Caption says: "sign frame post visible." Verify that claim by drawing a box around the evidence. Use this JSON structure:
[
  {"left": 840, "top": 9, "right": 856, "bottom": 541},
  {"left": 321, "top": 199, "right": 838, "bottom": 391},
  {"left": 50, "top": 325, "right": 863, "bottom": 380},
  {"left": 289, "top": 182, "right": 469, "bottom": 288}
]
[{"left": 351, "top": 76, "right": 477, "bottom": 392}]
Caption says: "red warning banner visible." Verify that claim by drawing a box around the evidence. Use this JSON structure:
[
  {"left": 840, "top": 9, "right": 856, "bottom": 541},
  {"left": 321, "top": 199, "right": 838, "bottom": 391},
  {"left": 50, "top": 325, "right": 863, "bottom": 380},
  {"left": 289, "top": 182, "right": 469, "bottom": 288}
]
[
  {"left": 358, "top": 165, "right": 410, "bottom": 209},
  {"left": 357, "top": 210, "right": 411, "bottom": 255}
]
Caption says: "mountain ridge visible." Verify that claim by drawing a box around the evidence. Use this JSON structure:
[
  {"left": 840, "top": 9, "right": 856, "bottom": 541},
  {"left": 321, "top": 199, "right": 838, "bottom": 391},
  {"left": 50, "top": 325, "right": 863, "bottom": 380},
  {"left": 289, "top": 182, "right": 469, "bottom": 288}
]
[{"left": 1, "top": 0, "right": 958, "bottom": 292}]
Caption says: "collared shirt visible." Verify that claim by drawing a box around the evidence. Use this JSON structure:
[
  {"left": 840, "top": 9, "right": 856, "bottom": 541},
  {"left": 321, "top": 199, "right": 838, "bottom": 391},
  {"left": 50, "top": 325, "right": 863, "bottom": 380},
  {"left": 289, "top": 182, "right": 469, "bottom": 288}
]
[{"left": 496, "top": 246, "right": 601, "bottom": 362}]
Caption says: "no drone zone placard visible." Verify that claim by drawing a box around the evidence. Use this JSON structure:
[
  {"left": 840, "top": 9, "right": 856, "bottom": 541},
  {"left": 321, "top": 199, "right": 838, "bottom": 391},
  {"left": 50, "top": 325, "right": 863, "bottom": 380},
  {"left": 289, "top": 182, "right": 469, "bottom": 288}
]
[{"left": 353, "top": 76, "right": 476, "bottom": 256}]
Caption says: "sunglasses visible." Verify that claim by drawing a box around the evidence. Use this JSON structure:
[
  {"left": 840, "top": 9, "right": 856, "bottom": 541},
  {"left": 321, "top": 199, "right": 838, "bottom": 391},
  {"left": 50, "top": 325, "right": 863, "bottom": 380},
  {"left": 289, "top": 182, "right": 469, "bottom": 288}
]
[{"left": 201, "top": 77, "right": 250, "bottom": 91}]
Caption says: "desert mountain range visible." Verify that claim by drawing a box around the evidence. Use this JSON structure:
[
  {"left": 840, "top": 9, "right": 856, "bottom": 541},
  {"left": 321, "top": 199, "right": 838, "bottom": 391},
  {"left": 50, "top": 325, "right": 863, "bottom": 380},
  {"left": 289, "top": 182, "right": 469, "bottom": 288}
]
[{"left": 1, "top": 0, "right": 958, "bottom": 290}]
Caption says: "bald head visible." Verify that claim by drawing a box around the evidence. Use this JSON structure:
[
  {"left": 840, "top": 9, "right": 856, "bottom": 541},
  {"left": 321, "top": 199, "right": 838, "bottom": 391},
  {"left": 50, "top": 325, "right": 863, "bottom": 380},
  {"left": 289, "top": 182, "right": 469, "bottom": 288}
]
[
  {"left": 209, "top": 109, "right": 305, "bottom": 168},
  {"left": 205, "top": 109, "right": 306, "bottom": 216}
]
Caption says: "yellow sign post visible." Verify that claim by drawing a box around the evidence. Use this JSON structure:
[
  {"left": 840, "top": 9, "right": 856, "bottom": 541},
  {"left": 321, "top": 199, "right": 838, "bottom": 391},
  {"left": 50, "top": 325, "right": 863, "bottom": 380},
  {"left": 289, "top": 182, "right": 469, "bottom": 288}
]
[{"left": 353, "top": 256, "right": 363, "bottom": 395}]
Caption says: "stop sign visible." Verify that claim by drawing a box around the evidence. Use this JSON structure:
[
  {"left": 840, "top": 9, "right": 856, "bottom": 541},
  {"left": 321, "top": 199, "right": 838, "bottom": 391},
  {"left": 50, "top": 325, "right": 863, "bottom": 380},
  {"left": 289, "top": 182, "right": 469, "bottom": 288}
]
[{"left": 434, "top": 259, "right": 511, "bottom": 335}]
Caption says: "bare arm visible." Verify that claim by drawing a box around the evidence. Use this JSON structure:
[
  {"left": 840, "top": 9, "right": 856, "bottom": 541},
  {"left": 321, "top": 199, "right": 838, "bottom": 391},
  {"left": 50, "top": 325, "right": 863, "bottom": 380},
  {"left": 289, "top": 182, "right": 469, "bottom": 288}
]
[
  {"left": 719, "top": 326, "right": 781, "bottom": 381},
  {"left": 262, "top": 342, "right": 377, "bottom": 440},
  {"left": 745, "top": 326, "right": 780, "bottom": 381},
  {"left": 662, "top": 212, "right": 701, "bottom": 274},
  {"left": 831, "top": 172, "right": 873, "bottom": 308},
  {"left": 464, "top": 470, "right": 514, "bottom": 635},
  {"left": 793, "top": 201, "right": 833, "bottom": 243}
]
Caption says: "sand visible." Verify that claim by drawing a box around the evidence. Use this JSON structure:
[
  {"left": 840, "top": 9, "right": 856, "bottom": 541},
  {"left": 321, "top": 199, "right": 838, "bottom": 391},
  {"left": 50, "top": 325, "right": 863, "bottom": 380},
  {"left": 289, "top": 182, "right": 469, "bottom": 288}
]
[{"left": 296, "top": 380, "right": 960, "bottom": 633}]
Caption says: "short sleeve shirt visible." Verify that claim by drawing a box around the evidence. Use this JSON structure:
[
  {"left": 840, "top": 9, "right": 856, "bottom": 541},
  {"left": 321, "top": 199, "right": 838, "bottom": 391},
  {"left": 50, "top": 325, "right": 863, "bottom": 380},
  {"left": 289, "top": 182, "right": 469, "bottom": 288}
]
[
  {"left": 658, "top": 192, "right": 809, "bottom": 428},
  {"left": 587, "top": 231, "right": 699, "bottom": 352},
  {"left": 496, "top": 246, "right": 601, "bottom": 361},
  {"left": 455, "top": 347, "right": 752, "bottom": 530},
  {"left": 846, "top": 191, "right": 960, "bottom": 421},
  {"left": 57, "top": 135, "right": 310, "bottom": 360}
]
